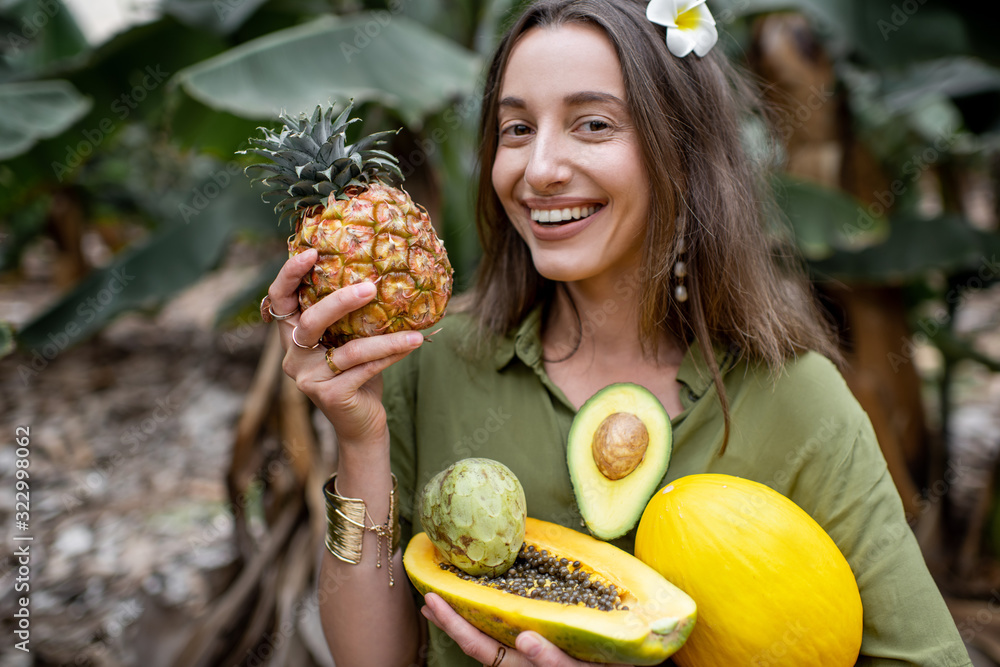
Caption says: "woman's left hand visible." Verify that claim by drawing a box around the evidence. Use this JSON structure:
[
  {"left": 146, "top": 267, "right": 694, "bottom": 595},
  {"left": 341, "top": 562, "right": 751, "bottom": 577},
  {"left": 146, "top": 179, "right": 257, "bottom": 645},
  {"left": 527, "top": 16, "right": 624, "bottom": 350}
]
[{"left": 421, "top": 593, "right": 632, "bottom": 667}]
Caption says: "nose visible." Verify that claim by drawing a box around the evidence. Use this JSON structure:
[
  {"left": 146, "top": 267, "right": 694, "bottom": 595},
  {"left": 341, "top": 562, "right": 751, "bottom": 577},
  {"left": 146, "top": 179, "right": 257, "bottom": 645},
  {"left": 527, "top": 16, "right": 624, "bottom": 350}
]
[{"left": 523, "top": 127, "right": 572, "bottom": 193}]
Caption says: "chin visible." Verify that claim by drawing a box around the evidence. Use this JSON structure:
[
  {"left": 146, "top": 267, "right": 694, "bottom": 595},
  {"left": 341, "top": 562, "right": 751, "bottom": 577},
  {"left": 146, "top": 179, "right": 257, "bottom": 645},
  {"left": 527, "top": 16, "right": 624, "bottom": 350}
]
[{"left": 532, "top": 263, "right": 593, "bottom": 284}]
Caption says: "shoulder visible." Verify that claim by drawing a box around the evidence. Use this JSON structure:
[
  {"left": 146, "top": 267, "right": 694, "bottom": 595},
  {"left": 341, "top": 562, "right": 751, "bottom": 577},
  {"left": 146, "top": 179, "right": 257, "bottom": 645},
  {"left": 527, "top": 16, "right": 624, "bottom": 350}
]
[
  {"left": 720, "top": 350, "right": 873, "bottom": 470},
  {"left": 736, "top": 350, "right": 864, "bottom": 427},
  {"left": 750, "top": 350, "right": 853, "bottom": 403}
]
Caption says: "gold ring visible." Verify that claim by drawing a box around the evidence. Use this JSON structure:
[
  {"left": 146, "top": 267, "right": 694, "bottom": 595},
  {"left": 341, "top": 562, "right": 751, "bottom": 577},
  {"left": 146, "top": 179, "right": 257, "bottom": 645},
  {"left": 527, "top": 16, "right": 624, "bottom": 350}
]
[
  {"left": 325, "top": 348, "right": 343, "bottom": 376},
  {"left": 260, "top": 295, "right": 297, "bottom": 323},
  {"left": 291, "top": 326, "right": 320, "bottom": 350},
  {"left": 490, "top": 645, "right": 506, "bottom": 667}
]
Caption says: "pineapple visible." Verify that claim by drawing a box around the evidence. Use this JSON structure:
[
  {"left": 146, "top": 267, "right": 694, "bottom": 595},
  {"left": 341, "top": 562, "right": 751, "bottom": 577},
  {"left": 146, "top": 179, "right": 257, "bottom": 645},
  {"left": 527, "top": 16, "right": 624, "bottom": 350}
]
[{"left": 243, "top": 103, "right": 453, "bottom": 347}]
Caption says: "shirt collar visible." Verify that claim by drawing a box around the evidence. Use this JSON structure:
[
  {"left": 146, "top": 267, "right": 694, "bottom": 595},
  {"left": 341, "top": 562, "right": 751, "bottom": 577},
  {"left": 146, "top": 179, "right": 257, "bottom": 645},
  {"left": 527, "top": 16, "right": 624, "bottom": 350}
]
[
  {"left": 676, "top": 339, "right": 739, "bottom": 400},
  {"left": 493, "top": 305, "right": 738, "bottom": 400},
  {"left": 492, "top": 305, "right": 544, "bottom": 371}
]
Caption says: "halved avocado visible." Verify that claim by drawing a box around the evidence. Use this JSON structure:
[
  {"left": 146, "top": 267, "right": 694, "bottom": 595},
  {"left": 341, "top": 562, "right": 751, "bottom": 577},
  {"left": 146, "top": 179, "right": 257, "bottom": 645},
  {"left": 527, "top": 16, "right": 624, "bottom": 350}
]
[
  {"left": 567, "top": 383, "right": 672, "bottom": 540},
  {"left": 404, "top": 517, "right": 696, "bottom": 665}
]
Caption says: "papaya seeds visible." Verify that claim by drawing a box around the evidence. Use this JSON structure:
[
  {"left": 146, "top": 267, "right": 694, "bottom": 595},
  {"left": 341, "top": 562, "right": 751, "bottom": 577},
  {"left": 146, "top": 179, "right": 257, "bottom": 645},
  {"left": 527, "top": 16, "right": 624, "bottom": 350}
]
[{"left": 438, "top": 543, "right": 627, "bottom": 611}]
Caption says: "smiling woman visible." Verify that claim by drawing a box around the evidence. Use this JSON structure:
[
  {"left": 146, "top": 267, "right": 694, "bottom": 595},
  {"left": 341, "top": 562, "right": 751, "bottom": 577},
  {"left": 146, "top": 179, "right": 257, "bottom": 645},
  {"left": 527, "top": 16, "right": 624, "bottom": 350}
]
[
  {"left": 491, "top": 23, "right": 650, "bottom": 287},
  {"left": 470, "top": 0, "right": 841, "bottom": 417},
  {"left": 264, "top": 1, "right": 974, "bottom": 666}
]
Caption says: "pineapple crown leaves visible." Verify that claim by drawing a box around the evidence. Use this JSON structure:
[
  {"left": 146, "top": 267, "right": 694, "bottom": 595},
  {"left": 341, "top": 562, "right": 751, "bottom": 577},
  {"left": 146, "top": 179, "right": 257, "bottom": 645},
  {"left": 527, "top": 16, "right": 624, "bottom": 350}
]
[{"left": 240, "top": 102, "right": 404, "bottom": 224}]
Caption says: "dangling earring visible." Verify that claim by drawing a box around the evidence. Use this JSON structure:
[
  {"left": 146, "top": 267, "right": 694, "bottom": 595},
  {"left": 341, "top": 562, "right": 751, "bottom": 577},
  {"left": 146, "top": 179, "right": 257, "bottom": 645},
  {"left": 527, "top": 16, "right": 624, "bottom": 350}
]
[{"left": 673, "top": 237, "right": 688, "bottom": 303}]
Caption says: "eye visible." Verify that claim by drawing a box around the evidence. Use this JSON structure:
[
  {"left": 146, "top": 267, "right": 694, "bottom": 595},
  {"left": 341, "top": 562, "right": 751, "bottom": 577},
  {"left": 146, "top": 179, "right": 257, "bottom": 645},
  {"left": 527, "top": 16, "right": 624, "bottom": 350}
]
[
  {"left": 501, "top": 123, "right": 532, "bottom": 137},
  {"left": 585, "top": 119, "right": 611, "bottom": 132}
]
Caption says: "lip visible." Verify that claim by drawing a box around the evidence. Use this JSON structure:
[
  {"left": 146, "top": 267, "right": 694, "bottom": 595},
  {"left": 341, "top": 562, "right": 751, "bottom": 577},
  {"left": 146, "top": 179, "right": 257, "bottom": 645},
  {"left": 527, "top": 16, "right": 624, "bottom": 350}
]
[
  {"left": 528, "top": 209, "right": 602, "bottom": 241},
  {"left": 522, "top": 198, "right": 605, "bottom": 242}
]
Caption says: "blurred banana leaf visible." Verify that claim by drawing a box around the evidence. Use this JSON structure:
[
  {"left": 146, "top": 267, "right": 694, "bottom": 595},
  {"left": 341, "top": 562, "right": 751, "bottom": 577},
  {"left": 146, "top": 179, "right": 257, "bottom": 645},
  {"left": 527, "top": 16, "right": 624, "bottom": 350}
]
[
  {"left": 0, "top": 0, "right": 90, "bottom": 81},
  {"left": 772, "top": 174, "right": 889, "bottom": 260},
  {"left": 846, "top": 56, "right": 1000, "bottom": 159},
  {"left": 15, "top": 175, "right": 278, "bottom": 351},
  {"left": 171, "top": 13, "right": 482, "bottom": 128},
  {"left": 883, "top": 58, "right": 1000, "bottom": 111},
  {"left": 161, "top": 0, "right": 271, "bottom": 36},
  {"left": 714, "top": 0, "right": 971, "bottom": 67},
  {"left": 0, "top": 79, "right": 91, "bottom": 159},
  {"left": 9, "top": 0, "right": 1000, "bottom": 359},
  {"left": 419, "top": 99, "right": 482, "bottom": 290},
  {"left": 809, "top": 214, "right": 1000, "bottom": 283}
]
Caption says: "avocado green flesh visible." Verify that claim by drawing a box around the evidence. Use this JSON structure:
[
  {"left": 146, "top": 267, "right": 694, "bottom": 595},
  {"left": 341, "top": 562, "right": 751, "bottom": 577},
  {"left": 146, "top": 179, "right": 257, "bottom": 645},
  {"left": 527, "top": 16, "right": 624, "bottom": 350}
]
[{"left": 567, "top": 383, "right": 672, "bottom": 540}]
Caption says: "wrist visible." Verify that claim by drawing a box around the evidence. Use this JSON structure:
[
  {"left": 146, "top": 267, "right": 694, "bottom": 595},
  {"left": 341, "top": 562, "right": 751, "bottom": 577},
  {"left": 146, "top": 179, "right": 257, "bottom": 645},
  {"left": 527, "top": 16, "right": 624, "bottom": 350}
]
[
  {"left": 336, "top": 434, "right": 391, "bottom": 486},
  {"left": 336, "top": 424, "right": 390, "bottom": 456}
]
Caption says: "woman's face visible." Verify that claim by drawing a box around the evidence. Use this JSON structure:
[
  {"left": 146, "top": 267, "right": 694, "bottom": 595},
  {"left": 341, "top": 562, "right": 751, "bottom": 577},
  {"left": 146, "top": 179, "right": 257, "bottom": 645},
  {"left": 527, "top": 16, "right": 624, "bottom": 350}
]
[{"left": 491, "top": 23, "right": 651, "bottom": 287}]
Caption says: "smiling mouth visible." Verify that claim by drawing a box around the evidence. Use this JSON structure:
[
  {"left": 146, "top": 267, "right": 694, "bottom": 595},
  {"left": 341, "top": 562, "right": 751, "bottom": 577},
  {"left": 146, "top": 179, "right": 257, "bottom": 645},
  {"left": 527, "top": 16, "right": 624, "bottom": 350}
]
[{"left": 530, "top": 204, "right": 603, "bottom": 225}]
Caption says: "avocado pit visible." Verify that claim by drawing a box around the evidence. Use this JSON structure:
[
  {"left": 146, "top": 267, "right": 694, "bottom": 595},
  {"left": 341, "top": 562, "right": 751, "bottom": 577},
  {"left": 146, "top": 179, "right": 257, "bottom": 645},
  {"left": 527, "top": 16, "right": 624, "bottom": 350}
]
[{"left": 592, "top": 412, "right": 649, "bottom": 480}]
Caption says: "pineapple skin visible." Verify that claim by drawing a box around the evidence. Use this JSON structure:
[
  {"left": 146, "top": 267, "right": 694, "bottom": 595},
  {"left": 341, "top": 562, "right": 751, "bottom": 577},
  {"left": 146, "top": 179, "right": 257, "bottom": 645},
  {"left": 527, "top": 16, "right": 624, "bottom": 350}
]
[{"left": 289, "top": 182, "right": 454, "bottom": 348}]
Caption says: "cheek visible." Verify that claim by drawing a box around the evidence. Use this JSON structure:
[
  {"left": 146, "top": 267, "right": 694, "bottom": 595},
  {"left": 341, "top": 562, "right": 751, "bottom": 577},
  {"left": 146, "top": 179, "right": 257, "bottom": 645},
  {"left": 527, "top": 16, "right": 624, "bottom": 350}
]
[
  {"left": 613, "top": 147, "right": 648, "bottom": 194},
  {"left": 490, "top": 158, "right": 501, "bottom": 192},
  {"left": 491, "top": 150, "right": 515, "bottom": 197}
]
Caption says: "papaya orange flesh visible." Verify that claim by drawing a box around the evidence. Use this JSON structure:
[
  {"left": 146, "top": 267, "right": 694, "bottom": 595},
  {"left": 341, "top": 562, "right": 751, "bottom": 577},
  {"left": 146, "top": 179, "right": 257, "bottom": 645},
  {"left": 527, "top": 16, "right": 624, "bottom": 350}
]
[{"left": 404, "top": 517, "right": 697, "bottom": 665}]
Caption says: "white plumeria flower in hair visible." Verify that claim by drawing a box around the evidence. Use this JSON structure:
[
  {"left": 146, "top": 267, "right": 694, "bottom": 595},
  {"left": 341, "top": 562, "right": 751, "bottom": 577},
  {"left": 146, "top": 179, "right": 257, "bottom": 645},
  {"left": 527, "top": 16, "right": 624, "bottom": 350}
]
[{"left": 647, "top": 0, "right": 719, "bottom": 58}]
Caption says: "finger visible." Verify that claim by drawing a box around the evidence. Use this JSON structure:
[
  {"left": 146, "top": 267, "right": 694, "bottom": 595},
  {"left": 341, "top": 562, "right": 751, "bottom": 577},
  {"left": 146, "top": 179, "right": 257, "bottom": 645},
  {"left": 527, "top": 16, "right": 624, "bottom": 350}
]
[
  {"left": 288, "top": 324, "right": 323, "bottom": 352},
  {"left": 424, "top": 593, "right": 511, "bottom": 665},
  {"left": 293, "top": 282, "right": 377, "bottom": 344},
  {"left": 326, "top": 330, "right": 424, "bottom": 377},
  {"left": 515, "top": 632, "right": 625, "bottom": 667},
  {"left": 267, "top": 248, "right": 317, "bottom": 314},
  {"left": 420, "top": 604, "right": 440, "bottom": 629},
  {"left": 515, "top": 633, "right": 566, "bottom": 665},
  {"left": 285, "top": 340, "right": 419, "bottom": 405}
]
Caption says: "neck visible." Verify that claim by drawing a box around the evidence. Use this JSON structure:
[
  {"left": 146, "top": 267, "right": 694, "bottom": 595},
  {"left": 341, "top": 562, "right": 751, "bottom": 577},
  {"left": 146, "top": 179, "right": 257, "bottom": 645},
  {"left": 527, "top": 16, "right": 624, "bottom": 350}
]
[{"left": 543, "top": 271, "right": 683, "bottom": 367}]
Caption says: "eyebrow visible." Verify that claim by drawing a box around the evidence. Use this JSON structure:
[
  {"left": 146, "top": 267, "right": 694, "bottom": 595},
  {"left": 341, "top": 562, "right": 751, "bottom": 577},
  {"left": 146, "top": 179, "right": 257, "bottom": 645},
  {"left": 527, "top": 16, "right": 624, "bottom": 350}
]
[{"left": 498, "top": 91, "right": 627, "bottom": 110}]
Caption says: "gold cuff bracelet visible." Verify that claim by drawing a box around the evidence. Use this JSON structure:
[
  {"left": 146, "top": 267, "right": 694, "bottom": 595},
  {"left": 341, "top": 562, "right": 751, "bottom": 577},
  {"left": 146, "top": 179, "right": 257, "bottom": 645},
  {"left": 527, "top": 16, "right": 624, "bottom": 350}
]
[{"left": 323, "top": 473, "right": 400, "bottom": 586}]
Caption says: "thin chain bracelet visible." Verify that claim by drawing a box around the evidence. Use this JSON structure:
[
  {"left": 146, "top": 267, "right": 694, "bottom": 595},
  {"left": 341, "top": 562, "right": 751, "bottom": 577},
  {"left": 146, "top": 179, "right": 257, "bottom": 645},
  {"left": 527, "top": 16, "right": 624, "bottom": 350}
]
[{"left": 323, "top": 473, "right": 399, "bottom": 586}]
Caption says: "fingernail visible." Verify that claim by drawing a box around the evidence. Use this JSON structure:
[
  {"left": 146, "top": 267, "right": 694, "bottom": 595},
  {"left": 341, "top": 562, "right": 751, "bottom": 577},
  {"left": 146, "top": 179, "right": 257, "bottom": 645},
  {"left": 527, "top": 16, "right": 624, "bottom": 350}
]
[
  {"left": 353, "top": 282, "right": 376, "bottom": 298},
  {"left": 517, "top": 633, "right": 541, "bottom": 658},
  {"left": 406, "top": 332, "right": 424, "bottom": 346}
]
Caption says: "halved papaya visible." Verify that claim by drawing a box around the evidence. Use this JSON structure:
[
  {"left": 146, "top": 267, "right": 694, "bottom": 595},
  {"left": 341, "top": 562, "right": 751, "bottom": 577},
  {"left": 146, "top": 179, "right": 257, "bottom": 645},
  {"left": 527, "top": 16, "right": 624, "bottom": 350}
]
[{"left": 404, "top": 517, "right": 696, "bottom": 665}]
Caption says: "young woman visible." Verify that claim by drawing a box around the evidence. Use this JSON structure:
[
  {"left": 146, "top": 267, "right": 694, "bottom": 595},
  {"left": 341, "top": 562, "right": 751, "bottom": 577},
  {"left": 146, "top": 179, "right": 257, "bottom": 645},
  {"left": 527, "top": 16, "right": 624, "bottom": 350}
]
[{"left": 268, "top": 1, "right": 972, "bottom": 665}]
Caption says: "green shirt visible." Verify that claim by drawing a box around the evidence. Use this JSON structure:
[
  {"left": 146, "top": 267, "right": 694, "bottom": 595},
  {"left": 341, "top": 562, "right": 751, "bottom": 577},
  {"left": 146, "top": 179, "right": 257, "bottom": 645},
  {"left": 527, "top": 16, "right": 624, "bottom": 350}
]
[{"left": 385, "top": 308, "right": 971, "bottom": 667}]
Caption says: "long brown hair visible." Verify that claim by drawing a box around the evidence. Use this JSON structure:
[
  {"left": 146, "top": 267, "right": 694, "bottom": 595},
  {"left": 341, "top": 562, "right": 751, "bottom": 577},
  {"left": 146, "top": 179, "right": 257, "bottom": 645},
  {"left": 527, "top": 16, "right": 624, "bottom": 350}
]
[{"left": 468, "top": 0, "right": 840, "bottom": 449}]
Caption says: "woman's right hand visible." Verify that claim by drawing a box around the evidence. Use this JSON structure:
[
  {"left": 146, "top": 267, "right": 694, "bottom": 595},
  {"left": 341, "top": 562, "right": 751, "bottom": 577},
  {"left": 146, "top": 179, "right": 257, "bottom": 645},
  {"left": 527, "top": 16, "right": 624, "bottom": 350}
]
[{"left": 268, "top": 248, "right": 424, "bottom": 446}]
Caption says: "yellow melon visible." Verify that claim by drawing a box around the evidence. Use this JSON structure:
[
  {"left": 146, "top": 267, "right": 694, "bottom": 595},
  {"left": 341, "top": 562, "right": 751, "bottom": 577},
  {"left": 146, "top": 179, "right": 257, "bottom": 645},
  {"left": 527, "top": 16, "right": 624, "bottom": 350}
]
[{"left": 634, "top": 474, "right": 863, "bottom": 667}]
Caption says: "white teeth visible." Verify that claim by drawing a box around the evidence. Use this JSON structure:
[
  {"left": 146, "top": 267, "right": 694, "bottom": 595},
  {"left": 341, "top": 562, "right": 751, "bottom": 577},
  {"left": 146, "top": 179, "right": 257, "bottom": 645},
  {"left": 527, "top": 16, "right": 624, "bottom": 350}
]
[{"left": 530, "top": 205, "right": 599, "bottom": 224}]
